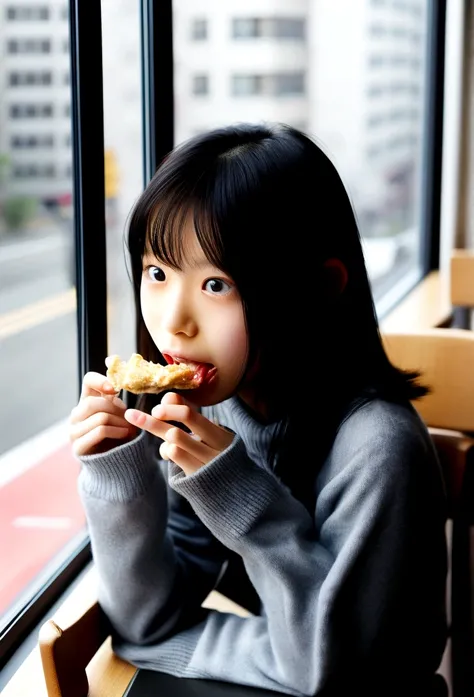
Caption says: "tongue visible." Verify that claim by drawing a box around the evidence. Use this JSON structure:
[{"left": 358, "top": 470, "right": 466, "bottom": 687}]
[
  {"left": 193, "top": 364, "right": 211, "bottom": 384},
  {"left": 162, "top": 355, "right": 213, "bottom": 384}
]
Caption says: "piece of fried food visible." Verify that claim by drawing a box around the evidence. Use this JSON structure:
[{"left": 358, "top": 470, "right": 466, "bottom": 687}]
[{"left": 105, "top": 353, "right": 199, "bottom": 394}]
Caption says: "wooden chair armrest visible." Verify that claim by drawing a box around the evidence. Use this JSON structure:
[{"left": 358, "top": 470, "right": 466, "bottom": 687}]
[
  {"left": 381, "top": 271, "right": 453, "bottom": 332},
  {"left": 450, "top": 249, "right": 474, "bottom": 307},
  {"left": 39, "top": 599, "right": 111, "bottom": 697},
  {"left": 428, "top": 427, "right": 474, "bottom": 513}
]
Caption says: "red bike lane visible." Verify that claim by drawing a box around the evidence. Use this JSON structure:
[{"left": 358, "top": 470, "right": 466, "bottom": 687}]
[{"left": 0, "top": 444, "right": 85, "bottom": 617}]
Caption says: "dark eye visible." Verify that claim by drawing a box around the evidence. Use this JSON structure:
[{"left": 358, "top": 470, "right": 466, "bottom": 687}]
[
  {"left": 146, "top": 266, "right": 166, "bottom": 282},
  {"left": 203, "top": 278, "right": 232, "bottom": 295}
]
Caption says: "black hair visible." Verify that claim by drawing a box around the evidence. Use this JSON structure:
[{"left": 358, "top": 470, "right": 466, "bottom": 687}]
[{"left": 127, "top": 122, "right": 427, "bottom": 506}]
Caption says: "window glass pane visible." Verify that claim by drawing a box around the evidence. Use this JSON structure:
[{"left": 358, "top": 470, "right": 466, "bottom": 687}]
[
  {"left": 174, "top": 0, "right": 430, "bottom": 304},
  {"left": 0, "top": 0, "right": 85, "bottom": 628},
  {"left": 101, "top": 0, "right": 142, "bottom": 365}
]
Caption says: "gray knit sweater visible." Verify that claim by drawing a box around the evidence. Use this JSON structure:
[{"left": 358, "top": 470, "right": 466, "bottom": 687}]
[{"left": 78, "top": 396, "right": 447, "bottom": 696}]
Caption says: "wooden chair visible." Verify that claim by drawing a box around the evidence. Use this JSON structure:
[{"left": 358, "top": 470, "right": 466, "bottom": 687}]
[
  {"left": 383, "top": 328, "right": 474, "bottom": 697},
  {"left": 38, "top": 576, "right": 249, "bottom": 697},
  {"left": 38, "top": 566, "right": 138, "bottom": 697},
  {"left": 450, "top": 249, "right": 474, "bottom": 328}
]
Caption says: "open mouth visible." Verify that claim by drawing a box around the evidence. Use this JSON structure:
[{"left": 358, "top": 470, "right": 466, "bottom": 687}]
[{"left": 162, "top": 354, "right": 217, "bottom": 385}]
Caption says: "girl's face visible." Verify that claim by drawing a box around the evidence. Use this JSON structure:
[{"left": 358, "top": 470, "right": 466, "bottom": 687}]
[{"left": 140, "top": 218, "right": 249, "bottom": 406}]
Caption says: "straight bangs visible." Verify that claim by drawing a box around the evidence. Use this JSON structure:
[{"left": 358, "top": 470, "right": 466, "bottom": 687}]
[
  {"left": 128, "top": 163, "right": 258, "bottom": 288},
  {"left": 145, "top": 191, "right": 227, "bottom": 274}
]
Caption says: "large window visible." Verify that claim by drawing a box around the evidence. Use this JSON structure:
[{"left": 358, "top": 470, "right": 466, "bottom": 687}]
[
  {"left": 173, "top": 0, "right": 433, "bottom": 309},
  {"left": 0, "top": 0, "right": 143, "bottom": 670},
  {"left": 0, "top": 0, "right": 446, "bottom": 681},
  {"left": 0, "top": 0, "right": 84, "bottom": 647}
]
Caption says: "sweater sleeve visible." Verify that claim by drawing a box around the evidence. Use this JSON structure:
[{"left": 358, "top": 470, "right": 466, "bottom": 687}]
[
  {"left": 113, "top": 408, "right": 447, "bottom": 697},
  {"left": 77, "top": 430, "right": 228, "bottom": 645}
]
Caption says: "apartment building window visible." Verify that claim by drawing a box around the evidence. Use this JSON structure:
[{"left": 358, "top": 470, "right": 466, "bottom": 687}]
[
  {"left": 232, "top": 74, "right": 262, "bottom": 95},
  {"left": 369, "top": 54, "right": 385, "bottom": 67},
  {"left": 191, "top": 18, "right": 207, "bottom": 40},
  {"left": 9, "top": 103, "right": 53, "bottom": 118},
  {"left": 6, "top": 6, "right": 49, "bottom": 20},
  {"left": 275, "top": 72, "right": 305, "bottom": 95},
  {"left": 7, "top": 38, "right": 50, "bottom": 53},
  {"left": 391, "top": 54, "right": 409, "bottom": 66},
  {"left": 390, "top": 108, "right": 409, "bottom": 121},
  {"left": 390, "top": 80, "right": 408, "bottom": 93},
  {"left": 392, "top": 26, "right": 409, "bottom": 38},
  {"left": 370, "top": 24, "right": 387, "bottom": 37},
  {"left": 12, "top": 163, "right": 55, "bottom": 178},
  {"left": 367, "top": 84, "right": 386, "bottom": 97},
  {"left": 10, "top": 134, "right": 54, "bottom": 148},
  {"left": 232, "top": 17, "right": 305, "bottom": 39},
  {"left": 192, "top": 74, "right": 209, "bottom": 96},
  {"left": 232, "top": 72, "right": 305, "bottom": 96},
  {"left": 9, "top": 71, "right": 52, "bottom": 87},
  {"left": 367, "top": 113, "right": 386, "bottom": 127}
]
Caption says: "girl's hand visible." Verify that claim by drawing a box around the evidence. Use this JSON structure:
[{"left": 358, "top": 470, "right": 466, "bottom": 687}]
[
  {"left": 70, "top": 372, "right": 138, "bottom": 456},
  {"left": 124, "top": 392, "right": 234, "bottom": 475}
]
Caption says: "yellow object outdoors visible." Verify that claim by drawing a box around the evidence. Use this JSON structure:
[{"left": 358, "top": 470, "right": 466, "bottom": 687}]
[{"left": 104, "top": 148, "right": 119, "bottom": 199}]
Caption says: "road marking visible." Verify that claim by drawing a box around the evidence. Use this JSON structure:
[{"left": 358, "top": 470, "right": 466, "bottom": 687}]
[
  {"left": 0, "top": 235, "right": 66, "bottom": 264},
  {"left": 0, "top": 288, "right": 76, "bottom": 339},
  {"left": 12, "top": 516, "right": 73, "bottom": 530},
  {"left": 0, "top": 419, "right": 70, "bottom": 487}
]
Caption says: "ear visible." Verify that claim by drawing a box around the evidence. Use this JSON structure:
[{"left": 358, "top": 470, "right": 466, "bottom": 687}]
[{"left": 322, "top": 258, "right": 348, "bottom": 298}]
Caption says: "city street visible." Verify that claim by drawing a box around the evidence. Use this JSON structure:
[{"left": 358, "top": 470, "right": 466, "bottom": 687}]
[
  {"left": 0, "top": 228, "right": 78, "bottom": 455},
  {"left": 0, "top": 220, "right": 135, "bottom": 455}
]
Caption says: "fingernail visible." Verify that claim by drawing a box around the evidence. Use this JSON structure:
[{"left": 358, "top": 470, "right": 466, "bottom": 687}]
[
  {"left": 102, "top": 381, "right": 116, "bottom": 393},
  {"left": 113, "top": 396, "right": 126, "bottom": 408}
]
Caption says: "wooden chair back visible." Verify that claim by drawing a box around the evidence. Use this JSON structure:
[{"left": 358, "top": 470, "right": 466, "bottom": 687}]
[
  {"left": 383, "top": 328, "right": 474, "bottom": 697},
  {"left": 450, "top": 250, "right": 474, "bottom": 309}
]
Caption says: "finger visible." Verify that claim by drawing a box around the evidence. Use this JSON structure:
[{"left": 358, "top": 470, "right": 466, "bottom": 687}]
[
  {"left": 151, "top": 404, "right": 232, "bottom": 450},
  {"left": 160, "top": 392, "right": 191, "bottom": 407},
  {"left": 160, "top": 441, "right": 202, "bottom": 475},
  {"left": 70, "top": 395, "right": 126, "bottom": 425},
  {"left": 164, "top": 426, "right": 217, "bottom": 461},
  {"left": 80, "top": 371, "right": 118, "bottom": 400},
  {"left": 70, "top": 411, "right": 133, "bottom": 442},
  {"left": 124, "top": 409, "right": 171, "bottom": 439},
  {"left": 72, "top": 425, "right": 131, "bottom": 457}
]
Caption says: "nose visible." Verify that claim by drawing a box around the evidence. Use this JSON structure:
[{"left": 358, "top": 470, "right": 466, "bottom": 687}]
[{"left": 161, "top": 288, "right": 198, "bottom": 337}]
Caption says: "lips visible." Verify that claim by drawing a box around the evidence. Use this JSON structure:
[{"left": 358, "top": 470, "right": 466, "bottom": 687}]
[{"left": 162, "top": 353, "right": 217, "bottom": 386}]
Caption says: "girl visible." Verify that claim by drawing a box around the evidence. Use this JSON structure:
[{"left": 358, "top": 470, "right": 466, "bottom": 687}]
[{"left": 70, "top": 123, "right": 448, "bottom": 697}]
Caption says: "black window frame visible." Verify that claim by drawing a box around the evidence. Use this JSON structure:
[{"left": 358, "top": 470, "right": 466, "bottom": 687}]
[{"left": 0, "top": 0, "right": 445, "bottom": 677}]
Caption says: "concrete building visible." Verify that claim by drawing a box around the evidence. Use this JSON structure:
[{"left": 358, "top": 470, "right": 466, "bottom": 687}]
[
  {"left": 0, "top": 0, "right": 71, "bottom": 200},
  {"left": 174, "top": 0, "right": 427, "bottom": 243},
  {"left": 0, "top": 0, "right": 427, "bottom": 250}
]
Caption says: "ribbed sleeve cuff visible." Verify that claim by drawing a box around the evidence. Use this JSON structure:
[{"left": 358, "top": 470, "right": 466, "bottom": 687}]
[
  {"left": 77, "top": 431, "right": 159, "bottom": 502},
  {"left": 168, "top": 436, "right": 281, "bottom": 542},
  {"left": 113, "top": 622, "right": 205, "bottom": 678}
]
